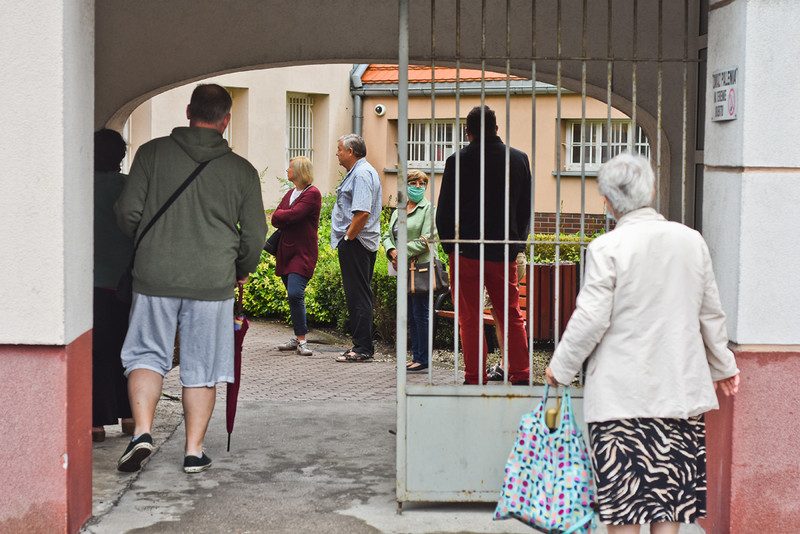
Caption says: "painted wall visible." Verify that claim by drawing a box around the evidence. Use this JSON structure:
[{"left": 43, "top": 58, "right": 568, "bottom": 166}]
[
  {"left": 124, "top": 65, "right": 354, "bottom": 210},
  {"left": 704, "top": 0, "right": 800, "bottom": 345},
  {"left": 0, "top": 0, "right": 94, "bottom": 346},
  {"left": 702, "top": 1, "right": 800, "bottom": 532},
  {"left": 0, "top": 3, "right": 95, "bottom": 532},
  {"left": 363, "top": 92, "right": 629, "bottom": 214}
]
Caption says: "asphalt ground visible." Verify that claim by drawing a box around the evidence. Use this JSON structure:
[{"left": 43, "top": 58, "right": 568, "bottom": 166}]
[{"left": 81, "top": 319, "right": 705, "bottom": 534}]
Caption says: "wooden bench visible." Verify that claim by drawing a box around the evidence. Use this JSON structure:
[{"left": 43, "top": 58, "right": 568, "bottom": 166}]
[{"left": 433, "top": 263, "right": 578, "bottom": 350}]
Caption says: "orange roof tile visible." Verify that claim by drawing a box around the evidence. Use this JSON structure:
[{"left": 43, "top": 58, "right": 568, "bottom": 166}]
[{"left": 361, "top": 64, "right": 527, "bottom": 84}]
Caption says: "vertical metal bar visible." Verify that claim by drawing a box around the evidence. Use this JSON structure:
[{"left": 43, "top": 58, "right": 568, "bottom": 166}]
[
  {"left": 427, "top": 0, "right": 437, "bottom": 384},
  {"left": 681, "top": 0, "right": 689, "bottom": 224},
  {"left": 453, "top": 0, "right": 461, "bottom": 385},
  {"left": 395, "top": 0, "right": 409, "bottom": 507},
  {"left": 554, "top": 0, "right": 562, "bottom": 347},
  {"left": 528, "top": 0, "right": 536, "bottom": 384},
  {"left": 656, "top": 0, "right": 663, "bottom": 212},
  {"left": 580, "top": 0, "right": 587, "bottom": 245},
  {"left": 605, "top": 0, "right": 613, "bottom": 234},
  {"left": 631, "top": 0, "right": 638, "bottom": 153},
  {"left": 477, "top": 0, "right": 487, "bottom": 385},
  {"left": 502, "top": 0, "right": 512, "bottom": 383}
]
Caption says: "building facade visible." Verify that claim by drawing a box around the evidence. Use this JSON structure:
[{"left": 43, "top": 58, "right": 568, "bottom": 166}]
[{"left": 1, "top": 2, "right": 798, "bottom": 532}]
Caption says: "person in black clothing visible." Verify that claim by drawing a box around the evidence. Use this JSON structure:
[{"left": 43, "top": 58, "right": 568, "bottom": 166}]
[
  {"left": 436, "top": 105, "right": 532, "bottom": 385},
  {"left": 92, "top": 129, "right": 135, "bottom": 442}
]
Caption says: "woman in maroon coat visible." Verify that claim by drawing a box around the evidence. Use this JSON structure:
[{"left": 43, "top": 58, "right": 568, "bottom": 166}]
[{"left": 272, "top": 156, "right": 322, "bottom": 356}]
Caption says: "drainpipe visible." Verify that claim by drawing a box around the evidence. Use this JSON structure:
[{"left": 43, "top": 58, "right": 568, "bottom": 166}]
[{"left": 350, "top": 64, "right": 369, "bottom": 136}]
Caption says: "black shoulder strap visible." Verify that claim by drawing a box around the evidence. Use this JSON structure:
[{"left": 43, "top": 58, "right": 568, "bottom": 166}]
[{"left": 133, "top": 160, "right": 209, "bottom": 250}]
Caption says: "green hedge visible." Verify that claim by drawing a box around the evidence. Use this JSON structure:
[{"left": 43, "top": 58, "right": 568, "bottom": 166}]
[
  {"left": 242, "top": 188, "right": 398, "bottom": 340},
  {"left": 242, "top": 185, "right": 596, "bottom": 344},
  {"left": 528, "top": 233, "right": 595, "bottom": 263}
]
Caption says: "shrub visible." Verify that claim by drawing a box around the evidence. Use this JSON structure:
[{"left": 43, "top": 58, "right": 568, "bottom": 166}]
[
  {"left": 242, "top": 178, "right": 595, "bottom": 349},
  {"left": 528, "top": 233, "right": 594, "bottom": 263},
  {"left": 242, "top": 184, "right": 395, "bottom": 340}
]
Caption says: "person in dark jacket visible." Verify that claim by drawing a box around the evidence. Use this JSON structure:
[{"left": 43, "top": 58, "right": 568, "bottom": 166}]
[
  {"left": 273, "top": 156, "right": 322, "bottom": 356},
  {"left": 92, "top": 129, "right": 135, "bottom": 442},
  {"left": 436, "top": 105, "right": 532, "bottom": 385},
  {"left": 114, "top": 84, "right": 267, "bottom": 474}
]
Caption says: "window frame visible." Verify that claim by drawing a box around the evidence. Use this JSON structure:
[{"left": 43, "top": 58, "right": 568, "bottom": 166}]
[
  {"left": 564, "top": 119, "right": 650, "bottom": 172},
  {"left": 286, "top": 93, "right": 314, "bottom": 165},
  {"left": 407, "top": 118, "right": 467, "bottom": 169}
]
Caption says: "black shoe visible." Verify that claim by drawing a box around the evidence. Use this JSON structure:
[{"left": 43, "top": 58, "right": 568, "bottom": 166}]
[
  {"left": 487, "top": 363, "right": 505, "bottom": 381},
  {"left": 407, "top": 362, "right": 428, "bottom": 372},
  {"left": 117, "top": 434, "right": 154, "bottom": 472},
  {"left": 512, "top": 380, "right": 531, "bottom": 386},
  {"left": 184, "top": 452, "right": 213, "bottom": 473}
]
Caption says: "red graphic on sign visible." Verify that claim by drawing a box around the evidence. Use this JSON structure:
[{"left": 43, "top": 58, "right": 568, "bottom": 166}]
[{"left": 728, "top": 88, "right": 736, "bottom": 116}]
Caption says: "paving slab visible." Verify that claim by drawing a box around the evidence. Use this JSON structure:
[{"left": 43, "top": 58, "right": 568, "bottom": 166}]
[{"left": 83, "top": 319, "right": 704, "bottom": 534}]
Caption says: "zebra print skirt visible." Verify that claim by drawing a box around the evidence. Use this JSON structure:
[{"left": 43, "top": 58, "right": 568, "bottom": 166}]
[{"left": 587, "top": 416, "right": 706, "bottom": 525}]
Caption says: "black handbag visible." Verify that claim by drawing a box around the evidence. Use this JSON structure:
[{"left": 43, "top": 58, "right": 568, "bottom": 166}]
[
  {"left": 408, "top": 236, "right": 449, "bottom": 295},
  {"left": 115, "top": 160, "right": 210, "bottom": 303},
  {"left": 408, "top": 256, "right": 450, "bottom": 295},
  {"left": 263, "top": 229, "right": 282, "bottom": 255}
]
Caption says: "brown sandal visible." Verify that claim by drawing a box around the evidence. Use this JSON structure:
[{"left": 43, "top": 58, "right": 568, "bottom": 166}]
[{"left": 335, "top": 351, "right": 373, "bottom": 363}]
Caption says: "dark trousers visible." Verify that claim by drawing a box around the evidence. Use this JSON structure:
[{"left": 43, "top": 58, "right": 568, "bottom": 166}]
[
  {"left": 92, "top": 288, "right": 133, "bottom": 426},
  {"left": 408, "top": 292, "right": 430, "bottom": 364},
  {"left": 338, "top": 239, "right": 376, "bottom": 355}
]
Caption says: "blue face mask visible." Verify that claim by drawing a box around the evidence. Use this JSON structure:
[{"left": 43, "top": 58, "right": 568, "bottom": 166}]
[{"left": 407, "top": 185, "right": 426, "bottom": 203}]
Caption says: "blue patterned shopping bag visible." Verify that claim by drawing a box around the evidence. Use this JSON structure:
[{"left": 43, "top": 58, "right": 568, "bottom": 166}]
[{"left": 494, "top": 385, "right": 596, "bottom": 533}]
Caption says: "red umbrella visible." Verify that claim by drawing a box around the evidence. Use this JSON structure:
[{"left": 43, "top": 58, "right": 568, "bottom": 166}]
[{"left": 227, "top": 282, "right": 249, "bottom": 452}]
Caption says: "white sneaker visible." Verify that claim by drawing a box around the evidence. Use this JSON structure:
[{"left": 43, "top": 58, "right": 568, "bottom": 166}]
[
  {"left": 296, "top": 342, "right": 312, "bottom": 356},
  {"left": 278, "top": 338, "right": 299, "bottom": 351}
]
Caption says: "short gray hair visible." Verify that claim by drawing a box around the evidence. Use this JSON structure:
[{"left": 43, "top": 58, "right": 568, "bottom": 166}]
[
  {"left": 597, "top": 152, "right": 655, "bottom": 216},
  {"left": 338, "top": 134, "right": 367, "bottom": 158}
]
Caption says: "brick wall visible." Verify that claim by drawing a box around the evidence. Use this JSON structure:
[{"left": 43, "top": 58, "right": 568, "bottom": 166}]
[{"left": 533, "top": 212, "right": 614, "bottom": 235}]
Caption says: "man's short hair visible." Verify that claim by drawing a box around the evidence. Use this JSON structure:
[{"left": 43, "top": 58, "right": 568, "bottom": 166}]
[
  {"left": 466, "top": 106, "right": 497, "bottom": 139},
  {"left": 338, "top": 134, "right": 367, "bottom": 158},
  {"left": 94, "top": 129, "right": 127, "bottom": 172},
  {"left": 188, "top": 84, "right": 232, "bottom": 125}
]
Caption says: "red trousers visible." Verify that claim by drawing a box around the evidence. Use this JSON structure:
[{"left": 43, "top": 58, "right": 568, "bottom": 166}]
[{"left": 448, "top": 254, "right": 530, "bottom": 384}]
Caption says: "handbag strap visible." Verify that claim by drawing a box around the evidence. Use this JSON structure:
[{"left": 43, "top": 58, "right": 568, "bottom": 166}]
[
  {"left": 538, "top": 384, "right": 577, "bottom": 432},
  {"left": 132, "top": 160, "right": 210, "bottom": 252}
]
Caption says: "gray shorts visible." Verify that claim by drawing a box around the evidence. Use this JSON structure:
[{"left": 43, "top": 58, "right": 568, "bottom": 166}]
[{"left": 121, "top": 292, "right": 235, "bottom": 387}]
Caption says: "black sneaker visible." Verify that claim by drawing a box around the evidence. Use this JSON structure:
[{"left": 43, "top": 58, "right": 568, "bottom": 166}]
[
  {"left": 184, "top": 453, "right": 213, "bottom": 473},
  {"left": 487, "top": 363, "right": 505, "bottom": 381},
  {"left": 117, "top": 434, "right": 154, "bottom": 472}
]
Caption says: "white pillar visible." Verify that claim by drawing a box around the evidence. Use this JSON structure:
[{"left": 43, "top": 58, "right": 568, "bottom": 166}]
[
  {"left": 0, "top": 2, "right": 95, "bottom": 532},
  {"left": 0, "top": 1, "right": 94, "bottom": 345},
  {"left": 703, "top": 2, "right": 800, "bottom": 531},
  {"left": 704, "top": 0, "right": 800, "bottom": 344}
]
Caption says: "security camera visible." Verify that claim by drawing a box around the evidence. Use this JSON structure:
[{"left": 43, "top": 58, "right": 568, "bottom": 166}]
[{"left": 374, "top": 104, "right": 386, "bottom": 116}]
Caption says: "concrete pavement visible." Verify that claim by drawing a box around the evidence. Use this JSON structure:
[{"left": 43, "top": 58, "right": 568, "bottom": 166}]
[{"left": 81, "top": 319, "right": 705, "bottom": 534}]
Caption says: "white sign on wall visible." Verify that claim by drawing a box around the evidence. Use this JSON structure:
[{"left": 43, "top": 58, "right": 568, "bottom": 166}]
[{"left": 711, "top": 66, "right": 738, "bottom": 121}]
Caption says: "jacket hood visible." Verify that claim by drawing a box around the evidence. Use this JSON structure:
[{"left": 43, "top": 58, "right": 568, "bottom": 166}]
[{"left": 170, "top": 126, "right": 232, "bottom": 163}]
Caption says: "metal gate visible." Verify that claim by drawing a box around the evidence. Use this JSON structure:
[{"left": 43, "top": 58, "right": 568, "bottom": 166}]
[{"left": 394, "top": 0, "right": 703, "bottom": 506}]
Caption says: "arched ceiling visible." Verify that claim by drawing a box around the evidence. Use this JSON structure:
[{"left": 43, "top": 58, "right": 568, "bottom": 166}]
[{"left": 96, "top": 0, "right": 702, "bottom": 221}]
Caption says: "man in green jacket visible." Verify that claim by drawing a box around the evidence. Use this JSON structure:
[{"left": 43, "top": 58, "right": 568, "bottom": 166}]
[{"left": 114, "top": 84, "right": 267, "bottom": 474}]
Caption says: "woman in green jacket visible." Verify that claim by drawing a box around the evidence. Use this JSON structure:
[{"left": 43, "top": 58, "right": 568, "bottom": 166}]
[{"left": 382, "top": 170, "right": 438, "bottom": 372}]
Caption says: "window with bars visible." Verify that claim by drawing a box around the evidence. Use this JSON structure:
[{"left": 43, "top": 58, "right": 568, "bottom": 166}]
[
  {"left": 408, "top": 119, "right": 468, "bottom": 168},
  {"left": 286, "top": 94, "right": 314, "bottom": 163},
  {"left": 565, "top": 120, "right": 650, "bottom": 172}
]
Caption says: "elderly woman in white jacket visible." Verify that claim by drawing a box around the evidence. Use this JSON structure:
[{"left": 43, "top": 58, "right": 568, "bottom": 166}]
[{"left": 545, "top": 153, "right": 740, "bottom": 534}]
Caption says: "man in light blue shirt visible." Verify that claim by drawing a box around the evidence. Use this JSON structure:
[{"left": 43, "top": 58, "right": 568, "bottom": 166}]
[{"left": 331, "top": 134, "right": 383, "bottom": 361}]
